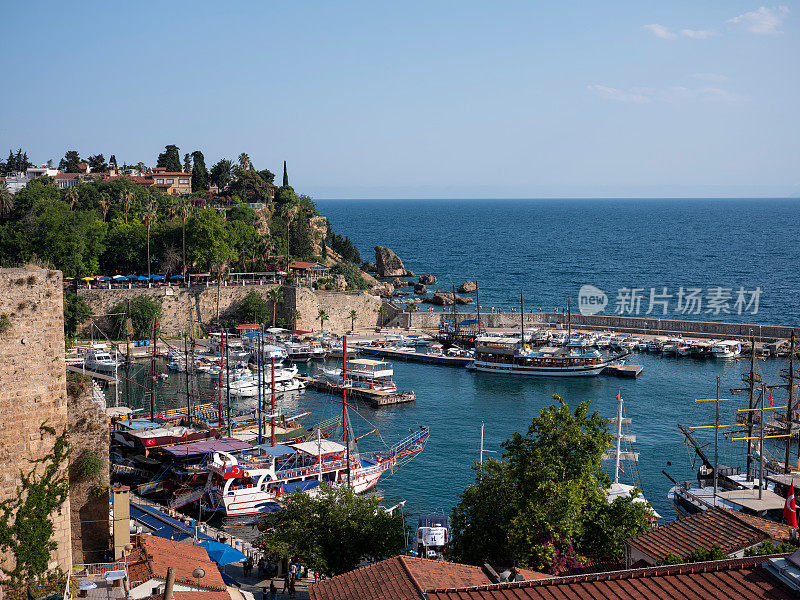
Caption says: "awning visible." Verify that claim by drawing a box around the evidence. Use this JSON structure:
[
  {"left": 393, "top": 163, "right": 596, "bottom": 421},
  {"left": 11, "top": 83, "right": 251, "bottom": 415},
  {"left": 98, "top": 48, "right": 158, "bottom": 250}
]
[
  {"left": 291, "top": 440, "right": 346, "bottom": 455},
  {"left": 195, "top": 540, "right": 247, "bottom": 566},
  {"left": 160, "top": 437, "right": 252, "bottom": 457},
  {"left": 253, "top": 444, "right": 296, "bottom": 457},
  {"left": 283, "top": 479, "right": 321, "bottom": 493},
  {"left": 130, "top": 503, "right": 214, "bottom": 542}
]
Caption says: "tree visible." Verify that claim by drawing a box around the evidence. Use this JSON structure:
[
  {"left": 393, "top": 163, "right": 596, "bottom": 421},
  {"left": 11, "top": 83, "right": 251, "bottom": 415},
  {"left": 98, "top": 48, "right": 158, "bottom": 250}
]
[
  {"left": 210, "top": 159, "right": 233, "bottom": 191},
  {"left": 378, "top": 305, "right": 388, "bottom": 327},
  {"left": 258, "top": 168, "right": 275, "bottom": 184},
  {"left": 267, "top": 287, "right": 284, "bottom": 328},
  {"left": 449, "top": 395, "right": 653, "bottom": 573},
  {"left": 110, "top": 295, "right": 162, "bottom": 340},
  {"left": 87, "top": 154, "right": 107, "bottom": 172},
  {"left": 275, "top": 185, "right": 296, "bottom": 205},
  {"left": 406, "top": 302, "right": 418, "bottom": 312},
  {"left": 254, "top": 484, "right": 406, "bottom": 576},
  {"left": 191, "top": 150, "right": 208, "bottom": 192},
  {"left": 238, "top": 290, "right": 270, "bottom": 325},
  {"left": 121, "top": 191, "right": 133, "bottom": 224},
  {"left": 64, "top": 187, "right": 79, "bottom": 209},
  {"left": 185, "top": 208, "right": 236, "bottom": 274},
  {"left": 282, "top": 160, "right": 289, "bottom": 187},
  {"left": 0, "top": 182, "right": 13, "bottom": 218},
  {"left": 349, "top": 309, "right": 358, "bottom": 331},
  {"left": 63, "top": 290, "right": 93, "bottom": 339},
  {"left": 142, "top": 200, "right": 158, "bottom": 281},
  {"left": 317, "top": 309, "right": 329, "bottom": 332},
  {"left": 59, "top": 150, "right": 82, "bottom": 173},
  {"left": 291, "top": 309, "right": 301, "bottom": 331},
  {"left": 98, "top": 192, "right": 110, "bottom": 221},
  {"left": 176, "top": 197, "right": 190, "bottom": 275},
  {"left": 156, "top": 144, "right": 181, "bottom": 172},
  {"left": 237, "top": 153, "right": 251, "bottom": 173},
  {"left": 109, "top": 154, "right": 118, "bottom": 169},
  {"left": 658, "top": 544, "right": 729, "bottom": 565},
  {"left": 183, "top": 153, "right": 192, "bottom": 173}
]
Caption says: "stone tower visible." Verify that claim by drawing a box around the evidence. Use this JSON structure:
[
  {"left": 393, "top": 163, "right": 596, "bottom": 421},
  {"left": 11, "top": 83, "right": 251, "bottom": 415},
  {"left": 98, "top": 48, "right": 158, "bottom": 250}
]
[{"left": 0, "top": 267, "right": 72, "bottom": 576}]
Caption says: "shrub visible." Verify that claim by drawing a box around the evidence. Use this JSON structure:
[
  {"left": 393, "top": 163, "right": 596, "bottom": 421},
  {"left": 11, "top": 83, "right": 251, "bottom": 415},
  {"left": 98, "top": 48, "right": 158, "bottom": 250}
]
[
  {"left": 73, "top": 450, "right": 104, "bottom": 481},
  {"left": 110, "top": 295, "right": 162, "bottom": 340}
]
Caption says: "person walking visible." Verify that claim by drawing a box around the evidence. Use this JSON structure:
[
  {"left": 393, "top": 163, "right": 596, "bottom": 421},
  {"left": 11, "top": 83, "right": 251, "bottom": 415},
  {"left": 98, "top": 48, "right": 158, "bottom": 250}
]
[
  {"left": 288, "top": 576, "right": 296, "bottom": 599},
  {"left": 282, "top": 574, "right": 289, "bottom": 594},
  {"left": 269, "top": 581, "right": 277, "bottom": 600}
]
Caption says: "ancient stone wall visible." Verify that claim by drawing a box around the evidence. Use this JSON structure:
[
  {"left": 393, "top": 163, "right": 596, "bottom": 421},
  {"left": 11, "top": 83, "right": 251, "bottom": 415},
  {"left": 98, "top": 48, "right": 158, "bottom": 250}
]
[
  {"left": 0, "top": 267, "right": 72, "bottom": 576},
  {"left": 67, "top": 377, "right": 111, "bottom": 563},
  {"left": 77, "top": 284, "right": 382, "bottom": 336}
]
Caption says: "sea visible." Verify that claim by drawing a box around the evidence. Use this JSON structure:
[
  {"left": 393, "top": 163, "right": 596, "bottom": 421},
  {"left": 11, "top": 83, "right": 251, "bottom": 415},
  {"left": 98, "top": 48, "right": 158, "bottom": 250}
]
[{"left": 114, "top": 198, "right": 800, "bottom": 526}]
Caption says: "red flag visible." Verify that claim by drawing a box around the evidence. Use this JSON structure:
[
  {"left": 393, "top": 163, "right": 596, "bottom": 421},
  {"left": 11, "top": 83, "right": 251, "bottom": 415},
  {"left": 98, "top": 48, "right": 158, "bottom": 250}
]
[
  {"left": 784, "top": 485, "right": 798, "bottom": 528},
  {"left": 616, "top": 391, "right": 621, "bottom": 401},
  {"left": 769, "top": 392, "right": 773, "bottom": 406}
]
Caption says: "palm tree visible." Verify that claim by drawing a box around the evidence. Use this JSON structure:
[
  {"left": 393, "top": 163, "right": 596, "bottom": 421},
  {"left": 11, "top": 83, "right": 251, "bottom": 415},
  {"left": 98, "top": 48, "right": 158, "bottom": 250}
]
[
  {"left": 0, "top": 182, "right": 13, "bottom": 218},
  {"left": 98, "top": 192, "right": 110, "bottom": 221},
  {"left": 317, "top": 309, "right": 329, "bottom": 333},
  {"left": 122, "top": 191, "right": 133, "bottom": 224},
  {"left": 65, "top": 187, "right": 78, "bottom": 209},
  {"left": 291, "top": 309, "right": 301, "bottom": 331},
  {"left": 378, "top": 305, "right": 388, "bottom": 327},
  {"left": 267, "top": 287, "right": 284, "bottom": 327},
  {"left": 142, "top": 200, "right": 158, "bottom": 282},
  {"left": 406, "top": 302, "right": 418, "bottom": 313},
  {"left": 238, "top": 153, "right": 251, "bottom": 172},
  {"left": 177, "top": 197, "right": 190, "bottom": 276},
  {"left": 348, "top": 309, "right": 358, "bottom": 332}
]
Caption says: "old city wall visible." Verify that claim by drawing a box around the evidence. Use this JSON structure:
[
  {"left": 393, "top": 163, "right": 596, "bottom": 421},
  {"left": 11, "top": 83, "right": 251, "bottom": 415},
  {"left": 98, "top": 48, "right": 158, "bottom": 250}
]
[
  {"left": 78, "top": 284, "right": 381, "bottom": 336},
  {"left": 0, "top": 267, "right": 72, "bottom": 576}
]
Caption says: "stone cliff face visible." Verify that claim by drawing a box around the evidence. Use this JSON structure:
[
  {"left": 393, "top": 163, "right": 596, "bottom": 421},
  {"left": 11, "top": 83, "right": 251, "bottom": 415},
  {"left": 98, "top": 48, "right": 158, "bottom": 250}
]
[{"left": 374, "top": 246, "right": 407, "bottom": 277}]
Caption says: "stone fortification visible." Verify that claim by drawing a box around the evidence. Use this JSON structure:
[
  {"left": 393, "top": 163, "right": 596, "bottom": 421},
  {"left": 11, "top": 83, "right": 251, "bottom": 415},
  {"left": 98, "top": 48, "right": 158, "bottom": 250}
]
[{"left": 0, "top": 267, "right": 72, "bottom": 576}]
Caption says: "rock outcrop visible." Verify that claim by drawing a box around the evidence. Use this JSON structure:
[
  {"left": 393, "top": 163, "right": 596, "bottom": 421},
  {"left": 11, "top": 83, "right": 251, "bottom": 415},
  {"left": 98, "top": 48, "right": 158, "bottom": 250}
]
[
  {"left": 418, "top": 274, "right": 437, "bottom": 285},
  {"left": 458, "top": 281, "right": 477, "bottom": 293},
  {"left": 392, "top": 277, "right": 403, "bottom": 288},
  {"left": 374, "top": 246, "right": 407, "bottom": 278},
  {"left": 332, "top": 274, "right": 347, "bottom": 291},
  {"left": 369, "top": 282, "right": 394, "bottom": 296},
  {"left": 422, "top": 290, "right": 473, "bottom": 305},
  {"left": 414, "top": 284, "right": 428, "bottom": 295},
  {"left": 362, "top": 261, "right": 378, "bottom": 273}
]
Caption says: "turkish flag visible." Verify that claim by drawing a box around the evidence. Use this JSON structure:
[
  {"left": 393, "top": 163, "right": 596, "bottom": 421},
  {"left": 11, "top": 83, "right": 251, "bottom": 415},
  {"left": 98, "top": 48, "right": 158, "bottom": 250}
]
[
  {"left": 769, "top": 392, "right": 773, "bottom": 407},
  {"left": 784, "top": 485, "right": 798, "bottom": 528},
  {"left": 616, "top": 391, "right": 621, "bottom": 401}
]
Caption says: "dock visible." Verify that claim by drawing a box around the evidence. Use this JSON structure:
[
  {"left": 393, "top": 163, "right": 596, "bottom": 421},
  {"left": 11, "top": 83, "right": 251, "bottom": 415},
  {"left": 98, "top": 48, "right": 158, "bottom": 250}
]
[
  {"left": 357, "top": 345, "right": 473, "bottom": 367},
  {"left": 66, "top": 364, "right": 118, "bottom": 384},
  {"left": 301, "top": 376, "right": 416, "bottom": 407},
  {"left": 601, "top": 364, "right": 644, "bottom": 378}
]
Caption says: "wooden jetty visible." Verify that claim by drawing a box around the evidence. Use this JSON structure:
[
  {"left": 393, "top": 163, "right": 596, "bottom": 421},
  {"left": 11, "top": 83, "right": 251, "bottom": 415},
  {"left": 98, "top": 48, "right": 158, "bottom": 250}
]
[
  {"left": 301, "top": 376, "right": 416, "bottom": 407},
  {"left": 66, "top": 364, "right": 118, "bottom": 384},
  {"left": 357, "top": 345, "right": 472, "bottom": 367},
  {"left": 601, "top": 364, "right": 644, "bottom": 378}
]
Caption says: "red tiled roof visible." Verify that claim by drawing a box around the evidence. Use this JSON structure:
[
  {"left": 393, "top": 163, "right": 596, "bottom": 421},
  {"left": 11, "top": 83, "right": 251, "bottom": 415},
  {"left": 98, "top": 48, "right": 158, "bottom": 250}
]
[
  {"left": 626, "top": 507, "right": 787, "bottom": 562},
  {"left": 426, "top": 555, "right": 796, "bottom": 600},
  {"left": 55, "top": 172, "right": 80, "bottom": 179},
  {"left": 126, "top": 535, "right": 227, "bottom": 591},
  {"left": 289, "top": 261, "right": 328, "bottom": 270},
  {"left": 308, "top": 556, "right": 547, "bottom": 600},
  {"left": 171, "top": 593, "right": 232, "bottom": 600}
]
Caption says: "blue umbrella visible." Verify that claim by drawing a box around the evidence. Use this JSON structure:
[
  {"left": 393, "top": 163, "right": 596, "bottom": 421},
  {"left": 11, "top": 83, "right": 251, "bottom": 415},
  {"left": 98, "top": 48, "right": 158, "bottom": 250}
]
[
  {"left": 150, "top": 274, "right": 166, "bottom": 281},
  {"left": 135, "top": 275, "right": 149, "bottom": 281},
  {"left": 195, "top": 540, "right": 247, "bottom": 566},
  {"left": 98, "top": 276, "right": 111, "bottom": 281},
  {"left": 113, "top": 275, "right": 129, "bottom": 281},
  {"left": 170, "top": 274, "right": 184, "bottom": 280}
]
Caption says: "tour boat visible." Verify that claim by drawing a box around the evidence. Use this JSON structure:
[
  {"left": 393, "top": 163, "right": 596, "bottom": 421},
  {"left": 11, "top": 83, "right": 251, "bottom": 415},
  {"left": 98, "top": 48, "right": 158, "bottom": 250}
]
[
  {"left": 83, "top": 345, "right": 119, "bottom": 373},
  {"left": 647, "top": 338, "right": 666, "bottom": 353},
  {"left": 620, "top": 338, "right": 640, "bottom": 352},
  {"left": 677, "top": 343, "right": 693, "bottom": 357},
  {"left": 322, "top": 358, "right": 398, "bottom": 392},
  {"left": 414, "top": 515, "right": 450, "bottom": 559},
  {"left": 711, "top": 340, "right": 742, "bottom": 358},
  {"left": 472, "top": 337, "right": 620, "bottom": 377}
]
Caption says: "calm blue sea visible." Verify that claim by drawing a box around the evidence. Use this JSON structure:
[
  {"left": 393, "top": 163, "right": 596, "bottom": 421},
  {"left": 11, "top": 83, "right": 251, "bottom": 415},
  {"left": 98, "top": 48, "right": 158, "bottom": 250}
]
[{"left": 116, "top": 199, "right": 800, "bottom": 527}]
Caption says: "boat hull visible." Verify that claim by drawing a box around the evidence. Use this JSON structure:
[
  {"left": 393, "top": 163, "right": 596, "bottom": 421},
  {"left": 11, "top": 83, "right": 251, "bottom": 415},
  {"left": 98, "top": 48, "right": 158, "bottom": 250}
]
[{"left": 473, "top": 360, "right": 606, "bottom": 377}]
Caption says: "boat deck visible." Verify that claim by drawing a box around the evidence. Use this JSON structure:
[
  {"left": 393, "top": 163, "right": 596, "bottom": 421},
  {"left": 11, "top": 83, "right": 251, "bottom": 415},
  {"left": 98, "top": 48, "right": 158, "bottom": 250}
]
[
  {"left": 301, "top": 376, "right": 416, "bottom": 407},
  {"left": 358, "top": 345, "right": 472, "bottom": 366},
  {"left": 66, "top": 364, "right": 118, "bottom": 384},
  {"left": 601, "top": 364, "right": 644, "bottom": 378}
]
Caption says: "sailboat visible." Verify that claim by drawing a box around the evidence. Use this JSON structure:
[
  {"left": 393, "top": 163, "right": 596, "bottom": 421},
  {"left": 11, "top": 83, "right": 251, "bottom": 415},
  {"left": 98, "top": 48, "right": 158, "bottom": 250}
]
[
  {"left": 603, "top": 391, "right": 660, "bottom": 519},
  {"left": 202, "top": 336, "right": 430, "bottom": 516}
]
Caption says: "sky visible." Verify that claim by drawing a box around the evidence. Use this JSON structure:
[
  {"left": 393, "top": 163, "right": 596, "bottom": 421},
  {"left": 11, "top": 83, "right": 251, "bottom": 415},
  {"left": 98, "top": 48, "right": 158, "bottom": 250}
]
[{"left": 1, "top": 1, "right": 798, "bottom": 198}]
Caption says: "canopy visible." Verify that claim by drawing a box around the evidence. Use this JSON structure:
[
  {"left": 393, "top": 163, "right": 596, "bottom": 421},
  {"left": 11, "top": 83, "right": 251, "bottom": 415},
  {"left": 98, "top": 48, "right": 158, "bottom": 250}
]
[
  {"left": 253, "top": 443, "right": 295, "bottom": 457},
  {"left": 130, "top": 503, "right": 214, "bottom": 542},
  {"left": 291, "top": 439, "right": 346, "bottom": 456},
  {"left": 134, "top": 275, "right": 149, "bottom": 281},
  {"left": 98, "top": 276, "right": 111, "bottom": 281},
  {"left": 195, "top": 540, "right": 247, "bottom": 566},
  {"left": 112, "top": 274, "right": 128, "bottom": 280},
  {"left": 81, "top": 276, "right": 97, "bottom": 281},
  {"left": 150, "top": 274, "right": 165, "bottom": 281},
  {"left": 170, "top": 274, "right": 184, "bottom": 280},
  {"left": 282, "top": 479, "right": 321, "bottom": 493},
  {"left": 160, "top": 437, "right": 252, "bottom": 457}
]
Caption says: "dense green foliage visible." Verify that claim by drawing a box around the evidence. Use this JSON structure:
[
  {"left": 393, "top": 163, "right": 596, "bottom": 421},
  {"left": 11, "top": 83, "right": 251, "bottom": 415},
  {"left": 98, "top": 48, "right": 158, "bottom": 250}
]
[
  {"left": 110, "top": 295, "right": 162, "bottom": 340},
  {"left": 191, "top": 150, "right": 208, "bottom": 192},
  {"left": 254, "top": 484, "right": 406, "bottom": 576},
  {"left": 2, "top": 148, "right": 33, "bottom": 175},
  {"left": 328, "top": 262, "right": 369, "bottom": 290},
  {"left": 0, "top": 424, "right": 70, "bottom": 583},
  {"left": 744, "top": 539, "right": 800, "bottom": 557},
  {"left": 58, "top": 150, "right": 81, "bottom": 173},
  {"left": 63, "top": 290, "right": 93, "bottom": 339},
  {"left": 658, "top": 543, "right": 729, "bottom": 565},
  {"left": 237, "top": 290, "right": 271, "bottom": 325},
  {"left": 156, "top": 144, "right": 182, "bottom": 172},
  {"left": 73, "top": 450, "right": 105, "bottom": 481},
  {"left": 449, "top": 396, "right": 653, "bottom": 573},
  {"left": 327, "top": 224, "right": 362, "bottom": 264}
]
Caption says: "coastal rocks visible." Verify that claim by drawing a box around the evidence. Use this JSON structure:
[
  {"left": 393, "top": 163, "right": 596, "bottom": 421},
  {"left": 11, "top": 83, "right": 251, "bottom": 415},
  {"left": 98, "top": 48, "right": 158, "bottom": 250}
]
[
  {"left": 458, "top": 281, "right": 477, "bottom": 293},
  {"left": 418, "top": 274, "right": 437, "bottom": 285},
  {"left": 391, "top": 277, "right": 403, "bottom": 288},
  {"left": 332, "top": 274, "right": 347, "bottom": 291},
  {"left": 414, "top": 284, "right": 427, "bottom": 295},
  {"left": 422, "top": 290, "right": 473, "bottom": 306},
  {"left": 369, "top": 282, "right": 394, "bottom": 297},
  {"left": 362, "top": 261, "right": 377, "bottom": 273},
  {"left": 374, "top": 246, "right": 407, "bottom": 277}
]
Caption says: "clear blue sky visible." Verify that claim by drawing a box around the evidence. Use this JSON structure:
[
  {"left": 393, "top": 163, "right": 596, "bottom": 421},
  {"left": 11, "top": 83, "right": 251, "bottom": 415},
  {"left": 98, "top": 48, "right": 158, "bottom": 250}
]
[{"left": 2, "top": 1, "right": 797, "bottom": 198}]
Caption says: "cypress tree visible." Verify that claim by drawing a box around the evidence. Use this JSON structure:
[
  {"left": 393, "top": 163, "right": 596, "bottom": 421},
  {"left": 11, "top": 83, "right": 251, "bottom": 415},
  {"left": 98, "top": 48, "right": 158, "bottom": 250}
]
[
  {"left": 109, "top": 155, "right": 118, "bottom": 169},
  {"left": 156, "top": 145, "right": 182, "bottom": 172},
  {"left": 191, "top": 150, "right": 208, "bottom": 192},
  {"left": 183, "top": 153, "right": 192, "bottom": 173},
  {"left": 5, "top": 150, "right": 14, "bottom": 174},
  {"left": 282, "top": 160, "right": 289, "bottom": 187}
]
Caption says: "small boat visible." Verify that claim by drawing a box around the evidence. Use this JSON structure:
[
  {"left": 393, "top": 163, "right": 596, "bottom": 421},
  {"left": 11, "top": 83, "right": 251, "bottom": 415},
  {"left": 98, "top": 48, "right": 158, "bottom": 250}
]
[
  {"left": 647, "top": 338, "right": 666, "bottom": 353},
  {"left": 413, "top": 515, "right": 450, "bottom": 559},
  {"left": 322, "top": 359, "right": 398, "bottom": 393},
  {"left": 677, "top": 344, "right": 693, "bottom": 357},
  {"left": 711, "top": 340, "right": 742, "bottom": 359},
  {"left": 83, "top": 345, "right": 119, "bottom": 373}
]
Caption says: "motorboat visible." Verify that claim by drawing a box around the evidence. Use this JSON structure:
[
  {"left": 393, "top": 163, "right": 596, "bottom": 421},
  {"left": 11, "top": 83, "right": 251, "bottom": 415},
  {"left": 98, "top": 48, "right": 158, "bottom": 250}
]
[
  {"left": 83, "top": 345, "right": 119, "bottom": 373},
  {"left": 711, "top": 340, "right": 742, "bottom": 358}
]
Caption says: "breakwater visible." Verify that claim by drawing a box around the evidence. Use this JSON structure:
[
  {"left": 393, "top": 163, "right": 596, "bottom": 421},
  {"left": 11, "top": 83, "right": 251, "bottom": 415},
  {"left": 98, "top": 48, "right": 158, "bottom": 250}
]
[
  {"left": 77, "top": 284, "right": 381, "bottom": 337},
  {"left": 391, "top": 310, "right": 799, "bottom": 342}
]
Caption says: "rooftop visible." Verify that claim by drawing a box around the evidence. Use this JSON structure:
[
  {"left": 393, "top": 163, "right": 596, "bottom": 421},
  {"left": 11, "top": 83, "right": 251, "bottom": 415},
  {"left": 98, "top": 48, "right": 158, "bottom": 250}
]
[
  {"left": 126, "top": 535, "right": 227, "bottom": 591},
  {"left": 626, "top": 507, "right": 791, "bottom": 562}
]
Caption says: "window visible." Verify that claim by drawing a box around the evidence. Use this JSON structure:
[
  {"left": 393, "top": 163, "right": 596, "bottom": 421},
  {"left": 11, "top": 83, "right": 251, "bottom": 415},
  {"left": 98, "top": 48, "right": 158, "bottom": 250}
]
[
  {"left": 167, "top": 178, "right": 174, "bottom": 184},
  {"left": 157, "top": 178, "right": 164, "bottom": 184},
  {"left": 180, "top": 179, "right": 189, "bottom": 185}
]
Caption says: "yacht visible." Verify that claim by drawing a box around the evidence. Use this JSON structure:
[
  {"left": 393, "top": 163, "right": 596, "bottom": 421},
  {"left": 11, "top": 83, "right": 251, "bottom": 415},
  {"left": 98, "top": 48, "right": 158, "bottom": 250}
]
[
  {"left": 711, "top": 340, "right": 742, "bottom": 359},
  {"left": 83, "top": 346, "right": 119, "bottom": 373},
  {"left": 322, "top": 358, "right": 397, "bottom": 392}
]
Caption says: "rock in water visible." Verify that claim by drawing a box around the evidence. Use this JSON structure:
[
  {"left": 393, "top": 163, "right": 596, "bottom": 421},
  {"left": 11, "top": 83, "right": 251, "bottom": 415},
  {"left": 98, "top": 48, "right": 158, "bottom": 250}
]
[
  {"left": 458, "top": 281, "right": 477, "bottom": 293},
  {"left": 369, "top": 282, "right": 394, "bottom": 296},
  {"left": 422, "top": 290, "right": 473, "bottom": 305},
  {"left": 414, "top": 284, "right": 427, "bottom": 294},
  {"left": 391, "top": 277, "right": 403, "bottom": 288},
  {"left": 374, "top": 246, "right": 407, "bottom": 277},
  {"left": 418, "top": 274, "right": 437, "bottom": 285},
  {"left": 362, "top": 261, "right": 378, "bottom": 273}
]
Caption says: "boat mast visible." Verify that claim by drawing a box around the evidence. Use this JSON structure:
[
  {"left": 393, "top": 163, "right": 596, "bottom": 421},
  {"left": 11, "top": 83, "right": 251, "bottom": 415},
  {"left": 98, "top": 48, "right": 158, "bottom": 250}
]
[
  {"left": 184, "top": 331, "right": 191, "bottom": 425},
  {"left": 344, "top": 335, "right": 350, "bottom": 485},
  {"left": 217, "top": 336, "right": 223, "bottom": 428},
  {"left": 271, "top": 357, "right": 276, "bottom": 447},
  {"left": 746, "top": 338, "right": 756, "bottom": 480},
  {"left": 714, "top": 376, "right": 720, "bottom": 499},
  {"left": 317, "top": 428, "right": 323, "bottom": 481},
  {"left": 225, "top": 330, "right": 231, "bottom": 437},
  {"left": 567, "top": 297, "right": 571, "bottom": 338},
  {"left": 784, "top": 331, "right": 796, "bottom": 472},
  {"left": 614, "top": 392, "right": 623, "bottom": 484},
  {"left": 125, "top": 299, "right": 131, "bottom": 407},
  {"left": 480, "top": 421, "right": 484, "bottom": 467},
  {"left": 520, "top": 289, "right": 524, "bottom": 342},
  {"left": 475, "top": 280, "right": 480, "bottom": 337},
  {"left": 150, "top": 316, "right": 158, "bottom": 420},
  {"left": 257, "top": 332, "right": 263, "bottom": 446}
]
